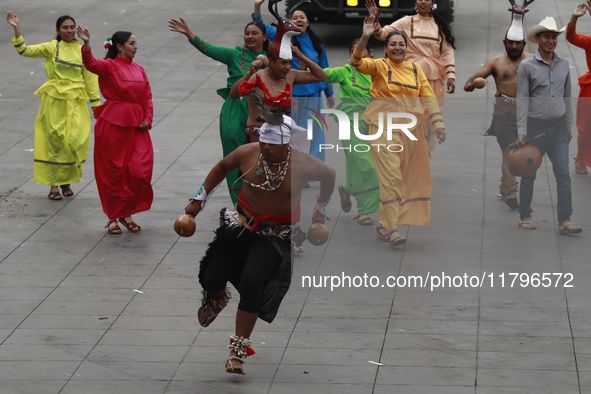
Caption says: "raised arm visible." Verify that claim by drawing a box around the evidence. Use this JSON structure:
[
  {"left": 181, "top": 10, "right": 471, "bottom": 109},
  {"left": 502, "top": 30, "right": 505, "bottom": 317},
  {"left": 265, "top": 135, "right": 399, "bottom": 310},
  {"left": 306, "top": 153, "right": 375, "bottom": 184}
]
[
  {"left": 169, "top": 17, "right": 238, "bottom": 65},
  {"left": 6, "top": 11, "right": 22, "bottom": 38},
  {"left": 365, "top": 0, "right": 382, "bottom": 36},
  {"left": 354, "top": 16, "right": 375, "bottom": 55},
  {"left": 291, "top": 45, "right": 327, "bottom": 85},
  {"left": 351, "top": 16, "right": 378, "bottom": 75},
  {"left": 254, "top": 0, "right": 265, "bottom": 20},
  {"left": 566, "top": 2, "right": 591, "bottom": 47},
  {"left": 168, "top": 17, "right": 196, "bottom": 43},
  {"left": 229, "top": 56, "right": 267, "bottom": 99},
  {"left": 77, "top": 26, "right": 111, "bottom": 76},
  {"left": 252, "top": 0, "right": 277, "bottom": 40},
  {"left": 7, "top": 11, "right": 53, "bottom": 58}
]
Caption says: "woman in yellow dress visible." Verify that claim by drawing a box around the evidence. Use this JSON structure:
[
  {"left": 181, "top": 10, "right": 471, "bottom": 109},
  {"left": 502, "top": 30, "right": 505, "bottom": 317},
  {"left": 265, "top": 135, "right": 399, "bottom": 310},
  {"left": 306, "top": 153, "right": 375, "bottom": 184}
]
[
  {"left": 6, "top": 12, "right": 100, "bottom": 200},
  {"left": 351, "top": 15, "right": 446, "bottom": 247}
]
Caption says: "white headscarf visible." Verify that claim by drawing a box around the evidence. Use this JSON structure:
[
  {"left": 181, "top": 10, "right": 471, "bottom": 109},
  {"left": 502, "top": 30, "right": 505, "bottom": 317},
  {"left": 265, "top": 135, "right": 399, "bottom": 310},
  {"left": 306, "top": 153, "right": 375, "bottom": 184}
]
[{"left": 259, "top": 114, "right": 291, "bottom": 144}]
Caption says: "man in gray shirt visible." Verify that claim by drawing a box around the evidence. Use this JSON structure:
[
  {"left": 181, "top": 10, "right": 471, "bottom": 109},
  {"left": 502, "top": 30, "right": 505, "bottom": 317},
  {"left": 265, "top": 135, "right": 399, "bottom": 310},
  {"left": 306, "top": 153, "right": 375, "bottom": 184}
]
[{"left": 515, "top": 17, "right": 582, "bottom": 234}]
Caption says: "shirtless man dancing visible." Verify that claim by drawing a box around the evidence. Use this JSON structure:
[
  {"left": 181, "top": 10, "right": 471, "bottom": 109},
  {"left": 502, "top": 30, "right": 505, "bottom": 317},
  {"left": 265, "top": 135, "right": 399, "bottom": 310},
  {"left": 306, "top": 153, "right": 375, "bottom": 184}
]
[
  {"left": 464, "top": 36, "right": 530, "bottom": 209},
  {"left": 184, "top": 122, "right": 335, "bottom": 375}
]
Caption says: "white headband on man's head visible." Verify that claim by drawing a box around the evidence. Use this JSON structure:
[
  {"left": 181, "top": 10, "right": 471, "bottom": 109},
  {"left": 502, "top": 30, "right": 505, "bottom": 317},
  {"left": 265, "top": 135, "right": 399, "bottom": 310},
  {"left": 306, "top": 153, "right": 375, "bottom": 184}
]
[{"left": 259, "top": 114, "right": 291, "bottom": 144}]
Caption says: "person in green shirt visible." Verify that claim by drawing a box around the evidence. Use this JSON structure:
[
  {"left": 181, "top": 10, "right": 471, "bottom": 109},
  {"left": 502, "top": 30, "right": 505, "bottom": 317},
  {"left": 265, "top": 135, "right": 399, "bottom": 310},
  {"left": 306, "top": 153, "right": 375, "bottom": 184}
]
[
  {"left": 168, "top": 18, "right": 268, "bottom": 203},
  {"left": 324, "top": 39, "right": 379, "bottom": 225}
]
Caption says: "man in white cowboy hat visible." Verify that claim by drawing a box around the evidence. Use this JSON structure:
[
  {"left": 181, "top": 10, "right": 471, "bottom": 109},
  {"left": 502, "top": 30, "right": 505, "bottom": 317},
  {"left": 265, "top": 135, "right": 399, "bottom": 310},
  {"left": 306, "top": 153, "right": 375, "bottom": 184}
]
[{"left": 514, "top": 16, "right": 583, "bottom": 235}]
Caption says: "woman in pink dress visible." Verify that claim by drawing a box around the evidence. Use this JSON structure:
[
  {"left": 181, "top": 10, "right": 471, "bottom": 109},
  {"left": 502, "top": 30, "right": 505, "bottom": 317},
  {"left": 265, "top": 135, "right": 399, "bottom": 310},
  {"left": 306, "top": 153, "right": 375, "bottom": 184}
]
[{"left": 77, "top": 27, "right": 154, "bottom": 234}]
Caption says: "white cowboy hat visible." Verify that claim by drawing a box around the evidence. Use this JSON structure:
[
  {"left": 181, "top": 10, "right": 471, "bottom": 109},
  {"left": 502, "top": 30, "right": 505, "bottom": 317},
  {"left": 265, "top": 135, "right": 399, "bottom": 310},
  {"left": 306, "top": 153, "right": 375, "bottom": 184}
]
[{"left": 527, "top": 16, "right": 566, "bottom": 43}]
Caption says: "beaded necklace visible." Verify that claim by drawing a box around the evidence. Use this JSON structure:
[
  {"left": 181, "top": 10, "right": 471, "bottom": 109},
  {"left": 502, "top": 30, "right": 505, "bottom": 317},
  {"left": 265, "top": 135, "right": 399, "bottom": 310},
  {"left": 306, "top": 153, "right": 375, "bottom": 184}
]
[
  {"left": 248, "top": 147, "right": 291, "bottom": 192},
  {"left": 265, "top": 68, "right": 287, "bottom": 94}
]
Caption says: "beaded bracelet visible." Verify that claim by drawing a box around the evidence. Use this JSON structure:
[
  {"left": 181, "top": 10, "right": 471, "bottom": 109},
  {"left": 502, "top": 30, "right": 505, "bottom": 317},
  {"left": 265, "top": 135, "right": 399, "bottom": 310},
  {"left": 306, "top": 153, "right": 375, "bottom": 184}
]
[
  {"left": 314, "top": 199, "right": 331, "bottom": 220},
  {"left": 189, "top": 183, "right": 208, "bottom": 208}
]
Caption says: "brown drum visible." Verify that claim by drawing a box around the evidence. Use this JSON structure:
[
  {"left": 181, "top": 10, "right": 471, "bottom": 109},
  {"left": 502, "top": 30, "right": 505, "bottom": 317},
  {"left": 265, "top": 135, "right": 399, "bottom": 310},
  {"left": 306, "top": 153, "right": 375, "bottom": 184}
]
[{"left": 507, "top": 144, "right": 542, "bottom": 177}]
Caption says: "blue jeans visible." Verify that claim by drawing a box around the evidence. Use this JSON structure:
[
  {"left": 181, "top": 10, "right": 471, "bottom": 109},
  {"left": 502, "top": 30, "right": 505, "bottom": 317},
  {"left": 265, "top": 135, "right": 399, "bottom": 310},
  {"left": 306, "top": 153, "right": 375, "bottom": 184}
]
[{"left": 518, "top": 117, "right": 572, "bottom": 224}]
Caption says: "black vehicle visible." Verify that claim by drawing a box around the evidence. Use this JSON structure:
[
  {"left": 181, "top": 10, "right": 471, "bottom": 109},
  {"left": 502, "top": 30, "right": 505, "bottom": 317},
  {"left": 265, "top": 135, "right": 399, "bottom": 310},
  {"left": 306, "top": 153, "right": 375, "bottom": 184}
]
[{"left": 285, "top": 0, "right": 454, "bottom": 25}]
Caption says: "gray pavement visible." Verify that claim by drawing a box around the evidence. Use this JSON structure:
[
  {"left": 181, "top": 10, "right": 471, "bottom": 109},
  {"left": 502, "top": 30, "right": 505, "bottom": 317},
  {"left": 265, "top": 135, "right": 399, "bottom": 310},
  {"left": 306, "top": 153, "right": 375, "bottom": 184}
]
[{"left": 1, "top": 0, "right": 591, "bottom": 393}]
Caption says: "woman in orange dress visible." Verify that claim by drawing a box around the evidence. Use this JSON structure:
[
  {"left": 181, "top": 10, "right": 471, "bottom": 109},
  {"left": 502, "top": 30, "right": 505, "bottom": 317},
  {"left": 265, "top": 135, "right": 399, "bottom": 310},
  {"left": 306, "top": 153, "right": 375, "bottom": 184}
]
[{"left": 351, "top": 15, "right": 446, "bottom": 247}]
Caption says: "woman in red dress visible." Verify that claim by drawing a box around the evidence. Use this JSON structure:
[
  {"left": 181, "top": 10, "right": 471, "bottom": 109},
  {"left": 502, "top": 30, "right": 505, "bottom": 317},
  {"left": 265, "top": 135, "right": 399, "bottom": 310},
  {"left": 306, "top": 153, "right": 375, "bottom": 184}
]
[
  {"left": 78, "top": 27, "right": 154, "bottom": 234},
  {"left": 566, "top": 2, "right": 591, "bottom": 175}
]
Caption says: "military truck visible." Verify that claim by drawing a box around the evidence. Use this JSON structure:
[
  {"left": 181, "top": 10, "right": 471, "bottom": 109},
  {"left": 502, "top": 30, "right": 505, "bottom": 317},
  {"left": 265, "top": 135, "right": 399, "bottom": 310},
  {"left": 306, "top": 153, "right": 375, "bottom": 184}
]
[{"left": 285, "top": 0, "right": 454, "bottom": 25}]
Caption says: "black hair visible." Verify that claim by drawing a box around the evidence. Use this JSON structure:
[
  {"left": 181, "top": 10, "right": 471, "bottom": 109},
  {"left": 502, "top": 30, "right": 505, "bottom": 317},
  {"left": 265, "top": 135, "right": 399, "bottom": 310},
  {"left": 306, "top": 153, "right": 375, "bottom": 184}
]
[
  {"left": 245, "top": 21, "right": 269, "bottom": 51},
  {"left": 55, "top": 15, "right": 75, "bottom": 42},
  {"left": 105, "top": 31, "right": 133, "bottom": 59},
  {"left": 431, "top": 7, "right": 456, "bottom": 49},
  {"left": 289, "top": 9, "right": 325, "bottom": 60}
]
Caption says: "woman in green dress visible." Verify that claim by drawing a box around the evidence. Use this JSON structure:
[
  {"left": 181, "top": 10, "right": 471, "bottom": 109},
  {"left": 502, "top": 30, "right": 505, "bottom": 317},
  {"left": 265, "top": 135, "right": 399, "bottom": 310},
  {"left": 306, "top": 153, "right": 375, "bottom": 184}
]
[
  {"left": 168, "top": 18, "right": 268, "bottom": 203},
  {"left": 324, "top": 39, "right": 379, "bottom": 225}
]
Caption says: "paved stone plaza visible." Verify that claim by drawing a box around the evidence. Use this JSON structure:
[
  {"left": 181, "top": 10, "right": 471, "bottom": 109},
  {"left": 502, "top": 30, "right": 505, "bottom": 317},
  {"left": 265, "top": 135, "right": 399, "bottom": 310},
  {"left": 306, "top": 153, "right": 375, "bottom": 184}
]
[{"left": 0, "top": 0, "right": 590, "bottom": 392}]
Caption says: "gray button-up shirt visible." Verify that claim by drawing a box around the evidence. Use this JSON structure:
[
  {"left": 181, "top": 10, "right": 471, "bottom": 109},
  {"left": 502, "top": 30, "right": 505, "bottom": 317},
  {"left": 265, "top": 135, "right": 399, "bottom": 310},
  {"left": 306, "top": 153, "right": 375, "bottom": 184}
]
[{"left": 516, "top": 51, "right": 572, "bottom": 136}]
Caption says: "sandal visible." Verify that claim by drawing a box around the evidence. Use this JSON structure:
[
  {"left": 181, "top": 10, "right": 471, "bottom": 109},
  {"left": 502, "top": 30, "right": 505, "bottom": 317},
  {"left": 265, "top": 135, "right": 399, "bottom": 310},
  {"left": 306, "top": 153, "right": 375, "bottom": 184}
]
[
  {"left": 388, "top": 229, "right": 406, "bottom": 247},
  {"left": 118, "top": 218, "right": 141, "bottom": 233},
  {"left": 293, "top": 243, "right": 303, "bottom": 256},
  {"left": 60, "top": 184, "right": 74, "bottom": 197},
  {"left": 225, "top": 355, "right": 245, "bottom": 375},
  {"left": 353, "top": 214, "right": 373, "bottom": 225},
  {"left": 338, "top": 185, "right": 352, "bottom": 213},
  {"left": 375, "top": 225, "right": 390, "bottom": 242},
  {"left": 47, "top": 188, "right": 63, "bottom": 201},
  {"left": 557, "top": 220, "right": 583, "bottom": 235},
  {"left": 226, "top": 334, "right": 255, "bottom": 375},
  {"left": 518, "top": 218, "right": 537, "bottom": 230},
  {"left": 106, "top": 221, "right": 122, "bottom": 235},
  {"left": 198, "top": 288, "right": 232, "bottom": 327},
  {"left": 574, "top": 158, "right": 588, "bottom": 175}
]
